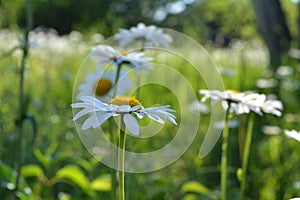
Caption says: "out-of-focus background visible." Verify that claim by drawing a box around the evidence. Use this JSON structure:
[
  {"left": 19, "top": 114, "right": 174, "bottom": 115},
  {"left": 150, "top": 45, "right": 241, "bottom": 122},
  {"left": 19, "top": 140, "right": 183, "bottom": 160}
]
[{"left": 0, "top": 0, "right": 300, "bottom": 199}]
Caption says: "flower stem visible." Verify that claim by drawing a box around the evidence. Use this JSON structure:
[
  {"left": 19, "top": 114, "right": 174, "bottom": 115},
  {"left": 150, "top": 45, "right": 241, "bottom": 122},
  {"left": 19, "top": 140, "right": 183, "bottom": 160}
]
[
  {"left": 136, "top": 42, "right": 145, "bottom": 100},
  {"left": 136, "top": 75, "right": 141, "bottom": 100},
  {"left": 109, "top": 120, "right": 117, "bottom": 200},
  {"left": 118, "top": 116, "right": 126, "bottom": 200},
  {"left": 113, "top": 64, "right": 122, "bottom": 96},
  {"left": 111, "top": 63, "right": 122, "bottom": 200},
  {"left": 221, "top": 108, "right": 230, "bottom": 200},
  {"left": 240, "top": 112, "right": 255, "bottom": 199},
  {"left": 15, "top": 0, "right": 32, "bottom": 192}
]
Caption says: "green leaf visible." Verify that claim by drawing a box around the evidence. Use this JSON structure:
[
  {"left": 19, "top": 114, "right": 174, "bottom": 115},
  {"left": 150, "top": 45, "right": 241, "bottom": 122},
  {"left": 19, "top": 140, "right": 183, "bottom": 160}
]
[
  {"left": 55, "top": 165, "right": 91, "bottom": 195},
  {"left": 21, "top": 164, "right": 44, "bottom": 178},
  {"left": 182, "top": 194, "right": 199, "bottom": 200},
  {"left": 180, "top": 181, "right": 212, "bottom": 195},
  {"left": 0, "top": 161, "right": 14, "bottom": 181},
  {"left": 33, "top": 148, "right": 50, "bottom": 169},
  {"left": 91, "top": 174, "right": 111, "bottom": 191}
]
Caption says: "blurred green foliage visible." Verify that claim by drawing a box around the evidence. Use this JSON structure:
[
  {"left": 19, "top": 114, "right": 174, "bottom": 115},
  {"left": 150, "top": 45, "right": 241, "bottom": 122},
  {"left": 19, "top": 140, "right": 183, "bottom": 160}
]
[{"left": 0, "top": 0, "right": 298, "bottom": 46}]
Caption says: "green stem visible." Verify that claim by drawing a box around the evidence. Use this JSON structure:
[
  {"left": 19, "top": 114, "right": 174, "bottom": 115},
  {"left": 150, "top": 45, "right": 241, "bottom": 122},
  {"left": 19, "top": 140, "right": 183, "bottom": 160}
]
[
  {"left": 135, "top": 42, "right": 145, "bottom": 99},
  {"left": 109, "top": 120, "right": 117, "bottom": 200},
  {"left": 136, "top": 75, "right": 141, "bottom": 99},
  {"left": 110, "top": 63, "right": 122, "bottom": 200},
  {"left": 240, "top": 112, "right": 255, "bottom": 199},
  {"left": 113, "top": 64, "right": 122, "bottom": 96},
  {"left": 221, "top": 108, "right": 230, "bottom": 200},
  {"left": 118, "top": 116, "right": 126, "bottom": 200},
  {"left": 15, "top": 0, "right": 32, "bottom": 192}
]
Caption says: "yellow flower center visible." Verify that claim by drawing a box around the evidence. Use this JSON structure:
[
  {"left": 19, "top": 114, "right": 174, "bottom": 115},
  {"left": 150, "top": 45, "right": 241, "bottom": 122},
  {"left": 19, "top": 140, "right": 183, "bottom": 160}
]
[
  {"left": 118, "top": 49, "right": 128, "bottom": 56},
  {"left": 227, "top": 89, "right": 238, "bottom": 94},
  {"left": 109, "top": 96, "right": 142, "bottom": 108},
  {"left": 94, "top": 78, "right": 112, "bottom": 96}
]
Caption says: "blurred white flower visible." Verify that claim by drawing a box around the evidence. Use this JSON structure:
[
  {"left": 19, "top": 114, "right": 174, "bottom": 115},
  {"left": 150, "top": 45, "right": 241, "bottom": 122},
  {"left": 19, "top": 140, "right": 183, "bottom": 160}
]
[
  {"left": 262, "top": 125, "right": 281, "bottom": 135},
  {"left": 90, "top": 45, "right": 153, "bottom": 72},
  {"left": 123, "top": 52, "right": 153, "bottom": 74},
  {"left": 71, "top": 96, "right": 177, "bottom": 135},
  {"left": 90, "top": 33, "right": 104, "bottom": 44},
  {"left": 256, "top": 78, "right": 278, "bottom": 89},
  {"left": 90, "top": 45, "right": 126, "bottom": 67},
  {"left": 199, "top": 90, "right": 283, "bottom": 116},
  {"left": 288, "top": 48, "right": 300, "bottom": 59},
  {"left": 294, "top": 181, "right": 300, "bottom": 189},
  {"left": 284, "top": 129, "right": 300, "bottom": 142},
  {"left": 284, "top": 113, "right": 299, "bottom": 123},
  {"left": 276, "top": 66, "right": 293, "bottom": 78},
  {"left": 199, "top": 89, "right": 261, "bottom": 115},
  {"left": 77, "top": 68, "right": 133, "bottom": 102},
  {"left": 114, "top": 23, "right": 172, "bottom": 48},
  {"left": 25, "top": 28, "right": 89, "bottom": 62}
]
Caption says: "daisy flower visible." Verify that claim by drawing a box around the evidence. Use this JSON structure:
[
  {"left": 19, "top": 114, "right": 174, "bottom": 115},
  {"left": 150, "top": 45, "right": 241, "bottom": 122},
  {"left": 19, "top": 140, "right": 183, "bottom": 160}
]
[
  {"left": 199, "top": 89, "right": 262, "bottom": 115},
  {"left": 114, "top": 23, "right": 172, "bottom": 48},
  {"left": 77, "top": 68, "right": 133, "bottom": 102},
  {"left": 71, "top": 95, "right": 177, "bottom": 135},
  {"left": 90, "top": 45, "right": 126, "bottom": 67},
  {"left": 123, "top": 52, "right": 153, "bottom": 74},
  {"left": 284, "top": 129, "right": 300, "bottom": 142},
  {"left": 90, "top": 45, "right": 153, "bottom": 71},
  {"left": 199, "top": 89, "right": 283, "bottom": 116}
]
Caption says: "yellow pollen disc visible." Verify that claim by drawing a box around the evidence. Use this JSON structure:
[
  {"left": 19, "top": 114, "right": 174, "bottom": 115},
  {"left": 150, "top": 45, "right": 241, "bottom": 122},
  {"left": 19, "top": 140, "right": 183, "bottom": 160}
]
[
  {"left": 118, "top": 49, "right": 128, "bottom": 56},
  {"left": 94, "top": 78, "right": 112, "bottom": 96},
  {"left": 109, "top": 96, "right": 142, "bottom": 108},
  {"left": 227, "top": 89, "right": 238, "bottom": 94}
]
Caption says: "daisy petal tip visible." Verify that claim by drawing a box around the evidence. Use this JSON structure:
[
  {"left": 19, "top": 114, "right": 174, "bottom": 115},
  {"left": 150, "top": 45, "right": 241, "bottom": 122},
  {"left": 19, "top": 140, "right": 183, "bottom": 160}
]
[{"left": 131, "top": 129, "right": 140, "bottom": 136}]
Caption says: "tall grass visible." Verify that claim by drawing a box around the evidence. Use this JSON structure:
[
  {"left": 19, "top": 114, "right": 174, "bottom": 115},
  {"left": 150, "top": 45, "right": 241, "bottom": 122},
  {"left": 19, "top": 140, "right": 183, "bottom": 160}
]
[{"left": 0, "top": 29, "right": 299, "bottom": 199}]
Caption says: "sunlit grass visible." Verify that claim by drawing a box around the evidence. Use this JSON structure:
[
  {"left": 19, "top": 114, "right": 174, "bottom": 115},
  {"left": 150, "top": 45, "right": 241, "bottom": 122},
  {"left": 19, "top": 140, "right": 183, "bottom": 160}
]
[{"left": 0, "top": 29, "right": 300, "bottom": 199}]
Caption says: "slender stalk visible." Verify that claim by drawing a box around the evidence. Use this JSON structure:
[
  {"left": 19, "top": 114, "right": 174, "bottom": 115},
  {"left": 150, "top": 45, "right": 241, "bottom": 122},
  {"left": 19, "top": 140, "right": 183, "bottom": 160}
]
[
  {"left": 136, "top": 42, "right": 145, "bottom": 100},
  {"left": 15, "top": 0, "right": 32, "bottom": 192},
  {"left": 221, "top": 107, "right": 230, "bottom": 200},
  {"left": 110, "top": 63, "right": 122, "bottom": 200},
  {"left": 240, "top": 112, "right": 255, "bottom": 199},
  {"left": 109, "top": 120, "right": 117, "bottom": 200},
  {"left": 114, "top": 64, "right": 122, "bottom": 93},
  {"left": 136, "top": 75, "right": 141, "bottom": 99},
  {"left": 118, "top": 116, "right": 126, "bottom": 200}
]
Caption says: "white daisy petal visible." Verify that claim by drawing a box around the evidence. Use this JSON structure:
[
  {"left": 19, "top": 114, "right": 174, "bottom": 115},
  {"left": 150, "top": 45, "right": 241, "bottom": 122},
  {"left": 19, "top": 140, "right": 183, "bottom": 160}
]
[
  {"left": 94, "top": 112, "right": 114, "bottom": 128},
  {"left": 133, "top": 112, "right": 144, "bottom": 119},
  {"left": 124, "top": 114, "right": 139, "bottom": 135},
  {"left": 118, "top": 105, "right": 131, "bottom": 112},
  {"left": 130, "top": 105, "right": 141, "bottom": 111},
  {"left": 82, "top": 115, "right": 98, "bottom": 130},
  {"left": 73, "top": 108, "right": 95, "bottom": 121},
  {"left": 147, "top": 113, "right": 165, "bottom": 124},
  {"left": 71, "top": 102, "right": 91, "bottom": 108},
  {"left": 284, "top": 129, "right": 300, "bottom": 142}
]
